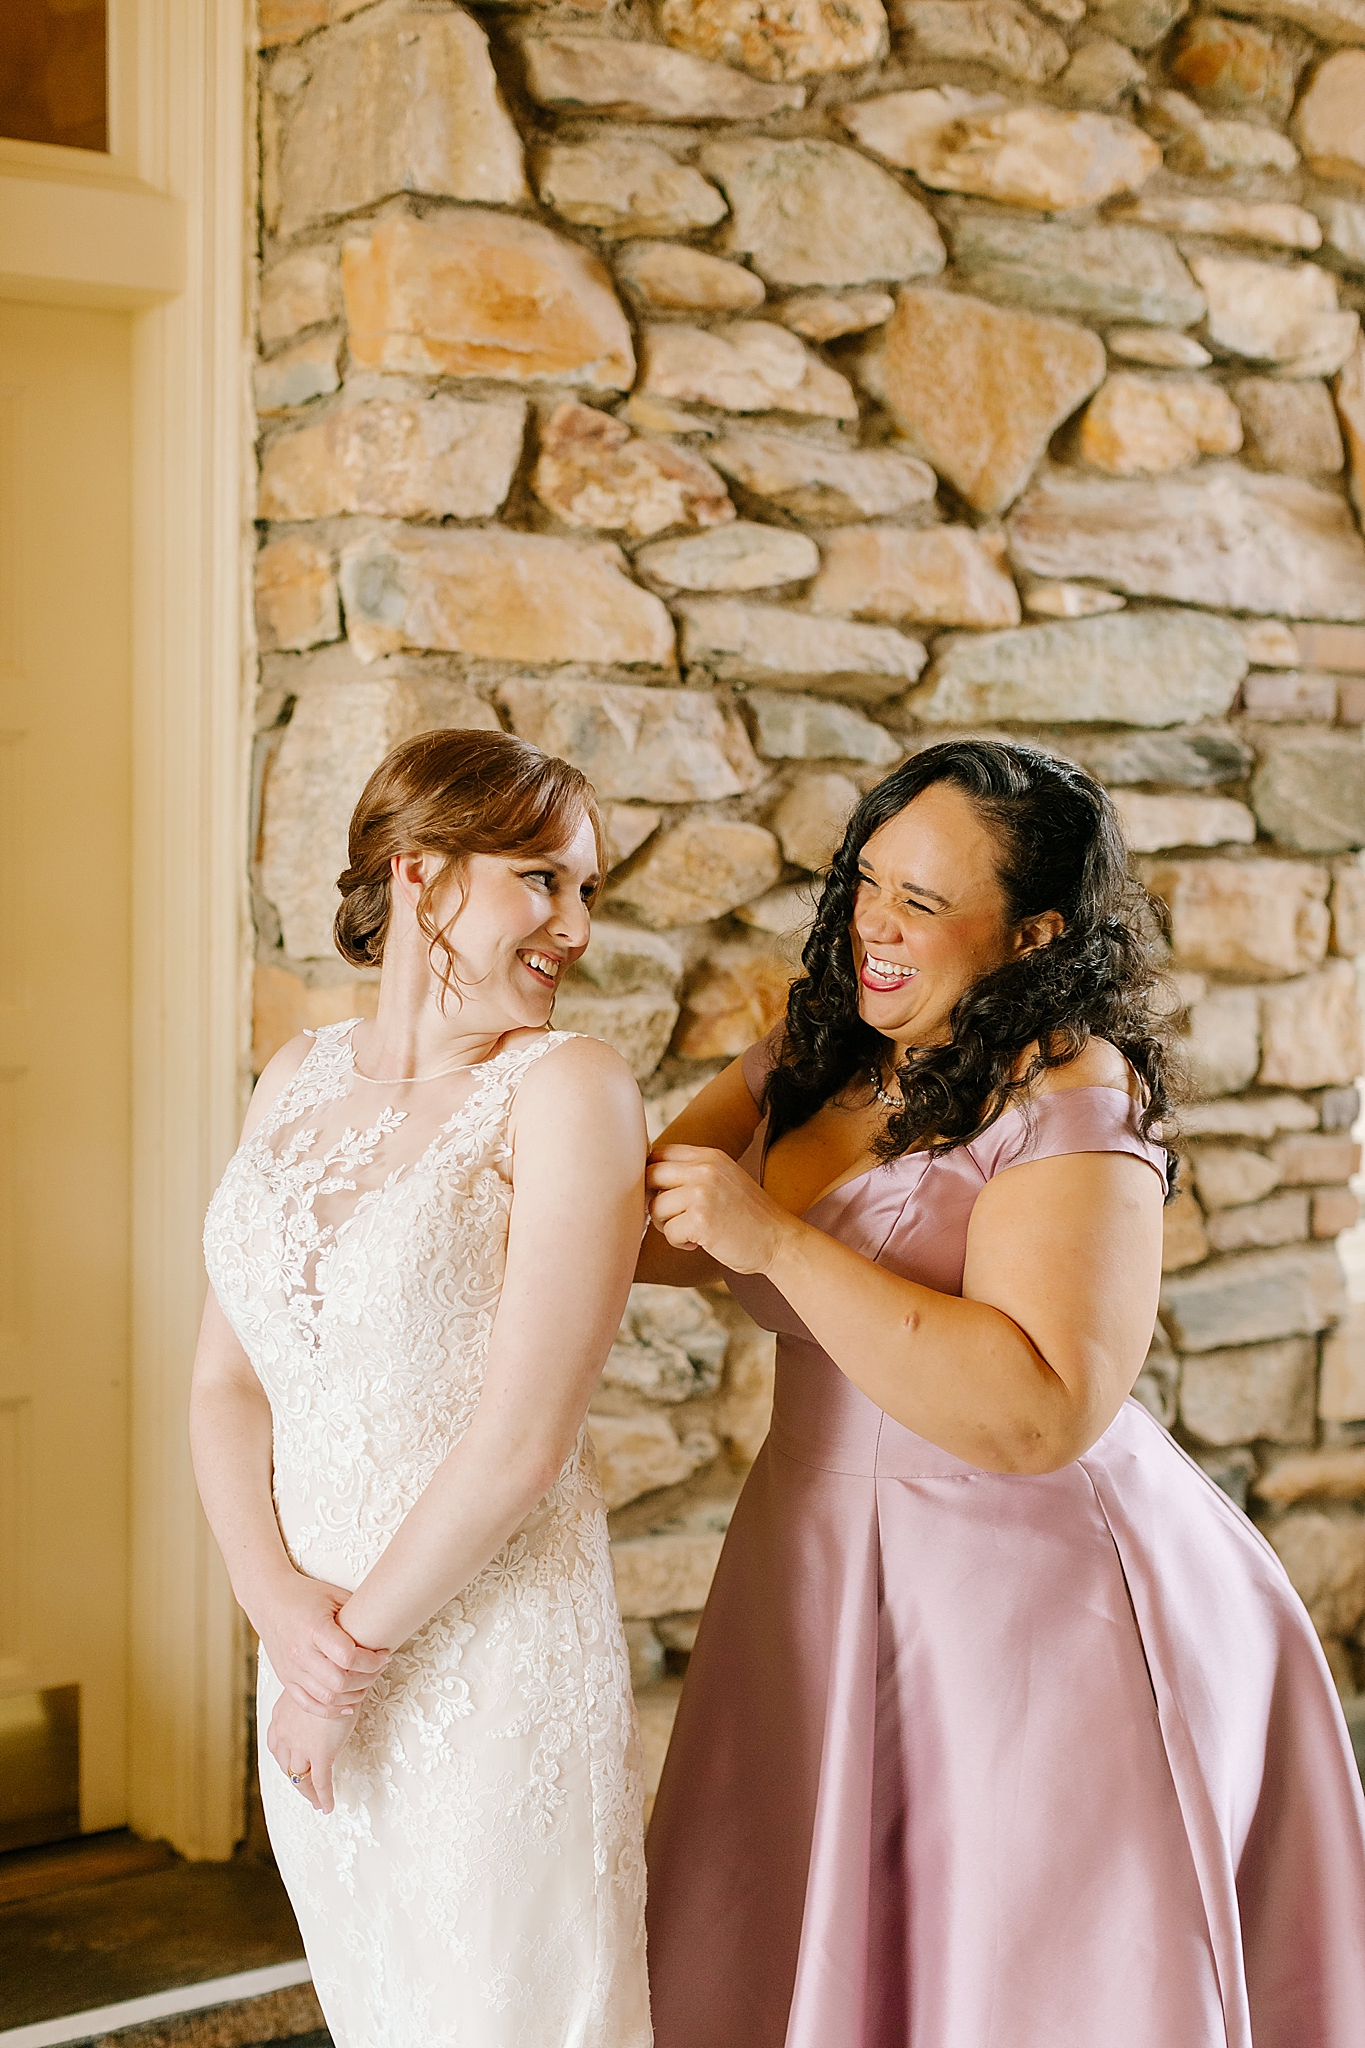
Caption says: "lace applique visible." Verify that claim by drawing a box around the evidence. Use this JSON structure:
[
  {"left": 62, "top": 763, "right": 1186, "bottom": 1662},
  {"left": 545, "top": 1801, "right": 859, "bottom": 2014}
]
[{"left": 203, "top": 1023, "right": 650, "bottom": 2048}]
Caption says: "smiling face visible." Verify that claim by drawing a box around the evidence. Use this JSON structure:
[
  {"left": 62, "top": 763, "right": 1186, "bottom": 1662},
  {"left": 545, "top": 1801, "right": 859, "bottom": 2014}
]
[
  {"left": 852, "top": 781, "right": 1056, "bottom": 1055},
  {"left": 417, "top": 808, "right": 600, "bottom": 1030}
]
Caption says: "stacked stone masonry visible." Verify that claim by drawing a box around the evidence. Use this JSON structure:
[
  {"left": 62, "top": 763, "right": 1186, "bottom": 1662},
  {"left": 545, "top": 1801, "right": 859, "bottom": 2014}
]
[{"left": 253, "top": 0, "right": 1365, "bottom": 1785}]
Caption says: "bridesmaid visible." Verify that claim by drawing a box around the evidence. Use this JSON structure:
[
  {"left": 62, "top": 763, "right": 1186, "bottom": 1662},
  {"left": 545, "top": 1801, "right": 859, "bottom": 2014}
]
[{"left": 640, "top": 738, "right": 1365, "bottom": 2048}]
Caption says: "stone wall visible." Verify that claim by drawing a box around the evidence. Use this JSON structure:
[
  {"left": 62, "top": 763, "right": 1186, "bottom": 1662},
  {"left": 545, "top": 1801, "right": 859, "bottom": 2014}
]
[{"left": 252, "top": 0, "right": 1365, "bottom": 1784}]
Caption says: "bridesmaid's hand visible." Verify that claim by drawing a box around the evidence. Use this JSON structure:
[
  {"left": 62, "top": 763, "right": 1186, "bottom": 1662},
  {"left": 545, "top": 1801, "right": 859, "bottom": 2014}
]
[
  {"left": 647, "top": 1145, "right": 795, "bottom": 1275},
  {"left": 253, "top": 1571, "right": 391, "bottom": 1720},
  {"left": 267, "top": 1692, "right": 353, "bottom": 1815}
]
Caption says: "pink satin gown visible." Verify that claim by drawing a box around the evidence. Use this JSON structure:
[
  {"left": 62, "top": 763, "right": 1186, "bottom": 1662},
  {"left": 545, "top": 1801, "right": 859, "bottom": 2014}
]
[{"left": 645, "top": 1046, "right": 1365, "bottom": 2048}]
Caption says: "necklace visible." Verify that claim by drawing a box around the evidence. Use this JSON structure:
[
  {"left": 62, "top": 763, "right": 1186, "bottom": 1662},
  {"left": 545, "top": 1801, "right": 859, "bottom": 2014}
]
[
  {"left": 352, "top": 1043, "right": 506, "bottom": 1085},
  {"left": 870, "top": 1063, "right": 904, "bottom": 1110}
]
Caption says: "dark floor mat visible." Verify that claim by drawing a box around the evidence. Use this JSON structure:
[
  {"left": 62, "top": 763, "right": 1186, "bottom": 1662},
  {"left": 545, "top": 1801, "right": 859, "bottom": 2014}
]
[{"left": 0, "top": 1858, "right": 304, "bottom": 2030}]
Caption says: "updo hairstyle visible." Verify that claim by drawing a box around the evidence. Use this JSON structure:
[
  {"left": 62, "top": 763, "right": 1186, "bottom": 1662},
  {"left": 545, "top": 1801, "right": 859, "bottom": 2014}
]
[
  {"left": 335, "top": 728, "right": 604, "bottom": 1004},
  {"left": 764, "top": 738, "right": 1182, "bottom": 1189}
]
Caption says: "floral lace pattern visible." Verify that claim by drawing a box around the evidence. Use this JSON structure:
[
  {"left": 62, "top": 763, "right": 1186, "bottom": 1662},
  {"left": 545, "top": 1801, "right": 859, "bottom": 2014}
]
[{"left": 203, "top": 1023, "right": 650, "bottom": 2048}]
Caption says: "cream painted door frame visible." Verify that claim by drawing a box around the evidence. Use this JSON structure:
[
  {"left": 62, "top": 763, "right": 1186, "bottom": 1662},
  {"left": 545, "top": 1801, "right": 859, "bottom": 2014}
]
[{"left": 0, "top": 0, "right": 252, "bottom": 1860}]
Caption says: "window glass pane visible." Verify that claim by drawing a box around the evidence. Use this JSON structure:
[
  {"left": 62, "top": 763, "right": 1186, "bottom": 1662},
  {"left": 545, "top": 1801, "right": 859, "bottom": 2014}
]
[{"left": 0, "top": 2, "right": 108, "bottom": 154}]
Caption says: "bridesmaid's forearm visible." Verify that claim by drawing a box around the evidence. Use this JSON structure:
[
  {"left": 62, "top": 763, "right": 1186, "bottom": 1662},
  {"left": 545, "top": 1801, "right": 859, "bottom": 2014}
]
[{"left": 763, "top": 1222, "right": 1073, "bottom": 1474}]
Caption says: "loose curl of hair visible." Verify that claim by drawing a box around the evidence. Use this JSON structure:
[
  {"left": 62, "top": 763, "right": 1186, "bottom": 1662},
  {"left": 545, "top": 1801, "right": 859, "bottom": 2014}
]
[
  {"left": 763, "top": 739, "right": 1183, "bottom": 1195},
  {"left": 334, "top": 728, "right": 604, "bottom": 1008}
]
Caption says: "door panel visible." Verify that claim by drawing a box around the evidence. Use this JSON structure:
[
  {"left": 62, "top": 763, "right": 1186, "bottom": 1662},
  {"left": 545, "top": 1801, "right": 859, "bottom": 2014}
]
[{"left": 0, "top": 300, "right": 131, "bottom": 1840}]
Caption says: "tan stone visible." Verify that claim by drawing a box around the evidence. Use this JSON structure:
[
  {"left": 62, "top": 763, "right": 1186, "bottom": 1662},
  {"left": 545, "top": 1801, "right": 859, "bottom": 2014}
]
[
  {"left": 252, "top": 962, "right": 378, "bottom": 1071},
  {"left": 716, "top": 1320, "right": 777, "bottom": 1463},
  {"left": 700, "top": 138, "right": 944, "bottom": 289},
  {"left": 338, "top": 528, "right": 675, "bottom": 667},
  {"left": 1242, "top": 670, "right": 1338, "bottom": 722},
  {"left": 606, "top": 818, "right": 783, "bottom": 928},
  {"left": 1180, "top": 1094, "right": 1317, "bottom": 1142},
  {"left": 810, "top": 526, "right": 1021, "bottom": 629},
  {"left": 521, "top": 36, "right": 805, "bottom": 118},
  {"left": 779, "top": 291, "right": 895, "bottom": 341},
  {"left": 496, "top": 678, "right": 760, "bottom": 802},
  {"left": 1314, "top": 1188, "right": 1361, "bottom": 1234},
  {"left": 1286, "top": 1130, "right": 1365, "bottom": 1181},
  {"left": 342, "top": 210, "right": 635, "bottom": 391},
  {"left": 1316, "top": 197, "right": 1365, "bottom": 273},
  {"left": 588, "top": 1412, "right": 715, "bottom": 1511},
  {"left": 259, "top": 0, "right": 327, "bottom": 44},
  {"left": 537, "top": 135, "right": 726, "bottom": 238},
  {"left": 276, "top": 3, "right": 527, "bottom": 234},
  {"left": 864, "top": 288, "right": 1104, "bottom": 516},
  {"left": 1252, "top": 733, "right": 1365, "bottom": 854},
  {"left": 1259, "top": 959, "right": 1365, "bottom": 1087},
  {"left": 948, "top": 214, "right": 1205, "bottom": 327},
  {"left": 1075, "top": 722, "right": 1252, "bottom": 783},
  {"left": 259, "top": 680, "right": 440, "bottom": 959},
  {"left": 658, "top": 0, "right": 887, "bottom": 82},
  {"left": 679, "top": 599, "right": 927, "bottom": 702},
  {"left": 259, "top": 396, "right": 525, "bottom": 522},
  {"left": 255, "top": 536, "right": 339, "bottom": 653},
  {"left": 1295, "top": 51, "right": 1365, "bottom": 187},
  {"left": 1058, "top": 35, "right": 1146, "bottom": 107},
  {"left": 1111, "top": 791, "right": 1255, "bottom": 852},
  {"left": 1205, "top": 1191, "right": 1310, "bottom": 1253},
  {"left": 254, "top": 332, "right": 341, "bottom": 415},
  {"left": 1268, "top": 1512, "right": 1365, "bottom": 1639},
  {"left": 1321, "top": 1302, "right": 1365, "bottom": 1422},
  {"left": 1181, "top": 986, "right": 1261, "bottom": 1096},
  {"left": 1005, "top": 466, "right": 1365, "bottom": 620},
  {"left": 770, "top": 769, "right": 860, "bottom": 869},
  {"left": 1160, "top": 1243, "right": 1346, "bottom": 1351},
  {"left": 639, "top": 322, "right": 858, "bottom": 419},
  {"left": 1239, "top": 621, "right": 1301, "bottom": 668},
  {"left": 602, "top": 1285, "right": 728, "bottom": 1403},
  {"left": 616, "top": 242, "right": 764, "bottom": 312},
  {"left": 1259, "top": 1448, "right": 1365, "bottom": 1510},
  {"left": 1180, "top": 1337, "right": 1317, "bottom": 1446},
  {"left": 676, "top": 935, "right": 795, "bottom": 1057},
  {"left": 709, "top": 431, "right": 935, "bottom": 523},
  {"left": 1340, "top": 335, "right": 1365, "bottom": 526},
  {"left": 1109, "top": 193, "right": 1321, "bottom": 253},
  {"left": 531, "top": 401, "right": 733, "bottom": 538},
  {"left": 1022, "top": 580, "right": 1126, "bottom": 617},
  {"left": 735, "top": 879, "right": 819, "bottom": 942},
  {"left": 1087, "top": 0, "right": 1187, "bottom": 49},
  {"left": 1165, "top": 115, "right": 1300, "bottom": 179},
  {"left": 571, "top": 923, "right": 684, "bottom": 1003},
  {"left": 1163, "top": 1184, "right": 1210, "bottom": 1271},
  {"left": 1188, "top": 1145, "right": 1281, "bottom": 1211},
  {"left": 910, "top": 610, "right": 1245, "bottom": 727},
  {"left": 636, "top": 522, "right": 818, "bottom": 593},
  {"left": 1294, "top": 624, "right": 1365, "bottom": 672},
  {"left": 1169, "top": 16, "right": 1309, "bottom": 125},
  {"left": 1233, "top": 378, "right": 1343, "bottom": 476},
  {"left": 1105, "top": 329, "right": 1211, "bottom": 370},
  {"left": 842, "top": 89, "right": 1161, "bottom": 213},
  {"left": 604, "top": 803, "right": 663, "bottom": 870},
  {"left": 1147, "top": 859, "right": 1330, "bottom": 979},
  {"left": 612, "top": 1503, "right": 731, "bottom": 1617},
  {"left": 1079, "top": 375, "right": 1242, "bottom": 476},
  {"left": 1332, "top": 865, "right": 1365, "bottom": 955},
  {"left": 746, "top": 691, "right": 899, "bottom": 765},
  {"left": 1226, "top": 0, "right": 1365, "bottom": 40},
  {"left": 259, "top": 248, "right": 341, "bottom": 347},
  {"left": 552, "top": 987, "right": 681, "bottom": 1080},
  {"left": 1189, "top": 255, "right": 1359, "bottom": 378},
  {"left": 893, "top": 0, "right": 1067, "bottom": 81}
]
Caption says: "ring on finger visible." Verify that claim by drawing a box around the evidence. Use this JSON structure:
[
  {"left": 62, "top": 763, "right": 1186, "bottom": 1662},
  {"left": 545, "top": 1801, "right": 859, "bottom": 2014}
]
[{"left": 289, "top": 1767, "right": 312, "bottom": 1787}]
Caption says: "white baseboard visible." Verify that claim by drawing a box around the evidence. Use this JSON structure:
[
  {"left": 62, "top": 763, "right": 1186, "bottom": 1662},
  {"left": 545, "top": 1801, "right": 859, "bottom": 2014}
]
[{"left": 0, "top": 1959, "right": 314, "bottom": 2048}]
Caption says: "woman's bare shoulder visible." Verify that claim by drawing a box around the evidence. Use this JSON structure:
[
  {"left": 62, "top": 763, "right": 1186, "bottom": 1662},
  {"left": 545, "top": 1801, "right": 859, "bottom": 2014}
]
[
  {"left": 513, "top": 1030, "right": 643, "bottom": 1121},
  {"left": 1029, "top": 1036, "right": 1140, "bottom": 1103}
]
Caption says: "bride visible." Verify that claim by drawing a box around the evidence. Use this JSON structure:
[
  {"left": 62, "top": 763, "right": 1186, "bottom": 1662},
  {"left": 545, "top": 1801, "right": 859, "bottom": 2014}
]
[{"left": 191, "top": 729, "right": 652, "bottom": 2048}]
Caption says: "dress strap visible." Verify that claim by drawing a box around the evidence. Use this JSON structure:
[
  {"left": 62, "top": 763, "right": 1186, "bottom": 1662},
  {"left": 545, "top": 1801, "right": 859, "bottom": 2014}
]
[
  {"left": 969, "top": 1086, "right": 1169, "bottom": 1189},
  {"left": 252, "top": 1017, "right": 364, "bottom": 1143}
]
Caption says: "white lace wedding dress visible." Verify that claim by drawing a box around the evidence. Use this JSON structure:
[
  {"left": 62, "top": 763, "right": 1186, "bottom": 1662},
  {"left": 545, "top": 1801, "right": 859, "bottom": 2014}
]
[{"left": 202, "top": 1021, "right": 651, "bottom": 2048}]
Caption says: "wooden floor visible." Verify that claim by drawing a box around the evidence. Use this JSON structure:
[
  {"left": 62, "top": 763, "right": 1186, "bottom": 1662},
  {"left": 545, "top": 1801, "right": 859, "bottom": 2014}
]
[{"left": 0, "top": 1835, "right": 312, "bottom": 2036}]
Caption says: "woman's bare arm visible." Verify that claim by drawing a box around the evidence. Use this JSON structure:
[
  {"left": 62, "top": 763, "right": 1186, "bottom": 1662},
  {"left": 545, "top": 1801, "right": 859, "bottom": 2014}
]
[
  {"left": 336, "top": 1036, "right": 646, "bottom": 1653},
  {"left": 635, "top": 1056, "right": 763, "bottom": 1287}
]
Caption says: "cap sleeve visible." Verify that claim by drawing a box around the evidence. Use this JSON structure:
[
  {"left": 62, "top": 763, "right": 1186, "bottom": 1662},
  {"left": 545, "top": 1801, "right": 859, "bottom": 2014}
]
[
  {"left": 740, "top": 1025, "right": 785, "bottom": 1108},
  {"left": 968, "top": 1086, "right": 1169, "bottom": 1190}
]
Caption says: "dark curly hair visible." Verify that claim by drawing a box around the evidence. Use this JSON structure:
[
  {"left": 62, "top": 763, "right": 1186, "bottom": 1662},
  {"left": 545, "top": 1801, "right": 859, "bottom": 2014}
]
[{"left": 763, "top": 739, "right": 1181, "bottom": 1193}]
